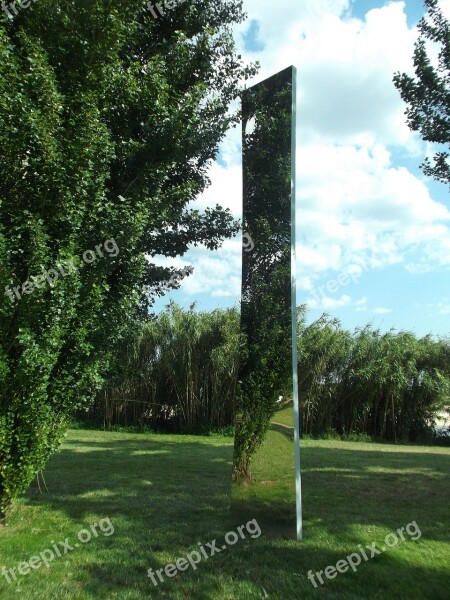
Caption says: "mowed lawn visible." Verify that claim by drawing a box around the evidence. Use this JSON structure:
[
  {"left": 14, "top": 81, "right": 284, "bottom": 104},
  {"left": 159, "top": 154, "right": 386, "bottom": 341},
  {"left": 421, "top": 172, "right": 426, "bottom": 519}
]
[{"left": 0, "top": 427, "right": 449, "bottom": 599}]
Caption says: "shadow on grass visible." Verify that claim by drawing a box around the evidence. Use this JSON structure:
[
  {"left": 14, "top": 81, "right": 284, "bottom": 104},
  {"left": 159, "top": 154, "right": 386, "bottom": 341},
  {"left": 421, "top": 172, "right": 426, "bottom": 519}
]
[
  {"left": 27, "top": 436, "right": 233, "bottom": 529},
  {"left": 11, "top": 430, "right": 450, "bottom": 599}
]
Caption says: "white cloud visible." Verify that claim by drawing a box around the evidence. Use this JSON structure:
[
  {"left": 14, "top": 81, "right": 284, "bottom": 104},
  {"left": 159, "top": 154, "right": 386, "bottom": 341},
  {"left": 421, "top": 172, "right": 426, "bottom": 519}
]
[
  {"left": 295, "top": 138, "right": 450, "bottom": 279},
  {"left": 212, "top": 290, "right": 235, "bottom": 298},
  {"left": 372, "top": 307, "right": 393, "bottom": 315},
  {"left": 308, "top": 294, "right": 351, "bottom": 310},
  {"left": 428, "top": 301, "right": 450, "bottom": 315},
  {"left": 440, "top": 0, "right": 450, "bottom": 17},
  {"left": 192, "top": 162, "right": 242, "bottom": 216},
  {"left": 158, "top": 1, "right": 450, "bottom": 319},
  {"left": 296, "top": 5, "right": 418, "bottom": 148},
  {"left": 356, "top": 296, "right": 368, "bottom": 306},
  {"left": 404, "top": 263, "right": 436, "bottom": 275}
]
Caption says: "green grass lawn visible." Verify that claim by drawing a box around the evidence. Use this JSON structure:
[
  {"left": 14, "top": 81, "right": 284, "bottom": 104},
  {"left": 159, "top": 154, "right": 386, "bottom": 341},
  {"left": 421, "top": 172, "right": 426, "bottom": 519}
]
[
  {"left": 271, "top": 404, "right": 295, "bottom": 428},
  {"left": 0, "top": 428, "right": 449, "bottom": 599}
]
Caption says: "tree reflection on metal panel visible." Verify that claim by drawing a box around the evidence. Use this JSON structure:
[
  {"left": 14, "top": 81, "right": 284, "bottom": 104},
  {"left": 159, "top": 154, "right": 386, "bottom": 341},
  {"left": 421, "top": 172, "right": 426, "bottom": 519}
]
[{"left": 231, "top": 66, "right": 300, "bottom": 539}]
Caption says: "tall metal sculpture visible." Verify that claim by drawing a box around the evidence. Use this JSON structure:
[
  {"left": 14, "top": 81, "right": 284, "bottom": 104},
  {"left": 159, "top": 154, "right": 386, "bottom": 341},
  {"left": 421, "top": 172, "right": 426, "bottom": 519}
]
[{"left": 232, "top": 66, "right": 302, "bottom": 540}]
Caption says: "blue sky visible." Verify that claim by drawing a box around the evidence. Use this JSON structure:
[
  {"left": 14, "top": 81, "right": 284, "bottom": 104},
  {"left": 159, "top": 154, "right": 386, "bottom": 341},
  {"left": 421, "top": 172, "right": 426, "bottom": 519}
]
[{"left": 153, "top": 0, "right": 450, "bottom": 338}]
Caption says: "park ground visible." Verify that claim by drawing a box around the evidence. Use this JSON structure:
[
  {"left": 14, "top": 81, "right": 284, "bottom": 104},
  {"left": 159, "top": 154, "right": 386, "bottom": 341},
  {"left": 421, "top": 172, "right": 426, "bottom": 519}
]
[{"left": 0, "top": 420, "right": 449, "bottom": 599}]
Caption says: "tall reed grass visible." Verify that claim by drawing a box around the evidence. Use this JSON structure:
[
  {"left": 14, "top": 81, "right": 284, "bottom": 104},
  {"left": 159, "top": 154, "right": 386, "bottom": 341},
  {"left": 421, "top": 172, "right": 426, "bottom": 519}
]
[
  {"left": 86, "top": 301, "right": 239, "bottom": 433},
  {"left": 84, "top": 304, "right": 449, "bottom": 441}
]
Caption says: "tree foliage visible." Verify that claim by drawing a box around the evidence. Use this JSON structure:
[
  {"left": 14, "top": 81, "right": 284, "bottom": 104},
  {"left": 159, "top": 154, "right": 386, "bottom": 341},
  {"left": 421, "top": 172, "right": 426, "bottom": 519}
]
[
  {"left": 394, "top": 0, "right": 450, "bottom": 186},
  {"left": 0, "top": 0, "right": 256, "bottom": 518}
]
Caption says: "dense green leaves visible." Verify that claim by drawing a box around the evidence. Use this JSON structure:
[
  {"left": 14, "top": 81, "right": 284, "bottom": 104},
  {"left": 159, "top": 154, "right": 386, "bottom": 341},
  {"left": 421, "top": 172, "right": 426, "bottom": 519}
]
[
  {"left": 394, "top": 0, "right": 450, "bottom": 186},
  {"left": 0, "top": 0, "right": 256, "bottom": 518}
]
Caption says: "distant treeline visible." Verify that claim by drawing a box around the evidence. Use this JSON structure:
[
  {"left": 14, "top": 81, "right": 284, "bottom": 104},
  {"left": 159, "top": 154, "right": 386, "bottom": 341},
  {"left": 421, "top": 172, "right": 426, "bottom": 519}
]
[{"left": 81, "top": 302, "right": 449, "bottom": 442}]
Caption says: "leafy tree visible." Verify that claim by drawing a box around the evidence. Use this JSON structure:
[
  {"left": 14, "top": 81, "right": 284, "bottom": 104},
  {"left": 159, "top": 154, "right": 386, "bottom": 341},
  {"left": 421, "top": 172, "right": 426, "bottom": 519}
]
[
  {"left": 0, "top": 0, "right": 256, "bottom": 520},
  {"left": 394, "top": 0, "right": 450, "bottom": 186}
]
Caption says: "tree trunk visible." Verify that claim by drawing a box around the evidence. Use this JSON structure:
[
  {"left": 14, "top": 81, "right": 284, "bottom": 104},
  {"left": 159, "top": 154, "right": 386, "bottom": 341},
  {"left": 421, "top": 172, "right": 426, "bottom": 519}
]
[
  {"left": 233, "top": 452, "right": 252, "bottom": 484},
  {"left": 0, "top": 482, "right": 6, "bottom": 524}
]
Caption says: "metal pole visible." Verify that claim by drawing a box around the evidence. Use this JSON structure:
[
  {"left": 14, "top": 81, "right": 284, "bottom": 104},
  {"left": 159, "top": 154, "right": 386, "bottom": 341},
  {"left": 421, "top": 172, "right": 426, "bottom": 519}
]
[{"left": 290, "top": 66, "right": 303, "bottom": 541}]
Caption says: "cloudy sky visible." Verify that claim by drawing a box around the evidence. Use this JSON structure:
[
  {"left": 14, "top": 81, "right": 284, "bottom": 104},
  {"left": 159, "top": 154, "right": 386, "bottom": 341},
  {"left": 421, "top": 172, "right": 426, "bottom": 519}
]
[{"left": 153, "top": 0, "right": 450, "bottom": 338}]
